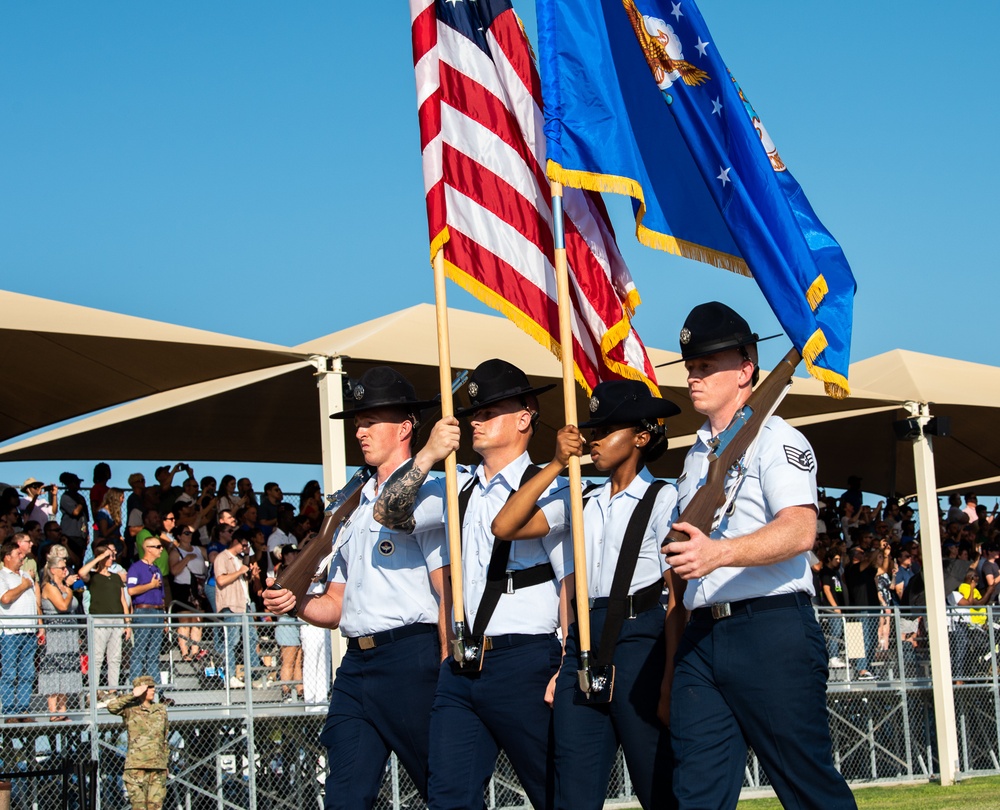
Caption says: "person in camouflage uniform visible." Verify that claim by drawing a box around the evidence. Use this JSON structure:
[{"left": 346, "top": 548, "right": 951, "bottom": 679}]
[{"left": 107, "top": 675, "right": 170, "bottom": 810}]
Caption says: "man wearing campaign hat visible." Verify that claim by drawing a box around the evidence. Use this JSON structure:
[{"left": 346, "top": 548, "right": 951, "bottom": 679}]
[
  {"left": 374, "top": 358, "right": 572, "bottom": 810},
  {"left": 263, "top": 365, "right": 448, "bottom": 809},
  {"left": 662, "top": 303, "right": 855, "bottom": 809},
  {"left": 107, "top": 675, "right": 170, "bottom": 810}
]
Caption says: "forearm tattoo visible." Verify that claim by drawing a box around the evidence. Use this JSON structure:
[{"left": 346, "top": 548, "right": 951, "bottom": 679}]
[{"left": 373, "top": 458, "right": 428, "bottom": 533}]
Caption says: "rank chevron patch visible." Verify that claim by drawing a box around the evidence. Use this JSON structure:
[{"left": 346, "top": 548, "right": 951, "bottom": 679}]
[{"left": 783, "top": 445, "right": 816, "bottom": 472}]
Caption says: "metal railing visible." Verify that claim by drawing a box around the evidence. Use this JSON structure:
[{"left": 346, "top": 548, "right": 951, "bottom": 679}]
[{"left": 2, "top": 606, "right": 999, "bottom": 809}]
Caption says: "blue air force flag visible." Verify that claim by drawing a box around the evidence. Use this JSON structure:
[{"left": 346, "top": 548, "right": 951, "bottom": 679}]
[{"left": 537, "top": 0, "right": 856, "bottom": 397}]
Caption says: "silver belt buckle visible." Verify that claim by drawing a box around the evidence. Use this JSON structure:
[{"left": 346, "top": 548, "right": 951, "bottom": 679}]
[
  {"left": 627, "top": 595, "right": 636, "bottom": 620},
  {"left": 710, "top": 602, "right": 732, "bottom": 620}
]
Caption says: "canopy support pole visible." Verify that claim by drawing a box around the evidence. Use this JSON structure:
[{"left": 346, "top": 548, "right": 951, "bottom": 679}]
[{"left": 906, "top": 400, "right": 959, "bottom": 785}]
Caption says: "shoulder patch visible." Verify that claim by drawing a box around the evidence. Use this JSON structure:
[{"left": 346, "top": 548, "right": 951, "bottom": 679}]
[{"left": 783, "top": 445, "right": 816, "bottom": 472}]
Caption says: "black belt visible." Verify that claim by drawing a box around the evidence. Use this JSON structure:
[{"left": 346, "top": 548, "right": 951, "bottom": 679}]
[
  {"left": 134, "top": 605, "right": 165, "bottom": 611},
  {"left": 584, "top": 580, "right": 664, "bottom": 618},
  {"left": 481, "top": 632, "right": 553, "bottom": 651},
  {"left": 692, "top": 591, "right": 811, "bottom": 622},
  {"left": 347, "top": 623, "right": 436, "bottom": 651}
]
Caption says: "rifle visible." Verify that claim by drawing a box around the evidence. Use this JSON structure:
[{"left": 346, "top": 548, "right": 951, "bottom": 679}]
[
  {"left": 270, "top": 466, "right": 374, "bottom": 606},
  {"left": 664, "top": 348, "right": 801, "bottom": 545}
]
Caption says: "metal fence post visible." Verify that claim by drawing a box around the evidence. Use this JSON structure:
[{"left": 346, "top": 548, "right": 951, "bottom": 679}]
[
  {"left": 893, "top": 604, "right": 914, "bottom": 777},
  {"left": 242, "top": 613, "right": 258, "bottom": 810}
]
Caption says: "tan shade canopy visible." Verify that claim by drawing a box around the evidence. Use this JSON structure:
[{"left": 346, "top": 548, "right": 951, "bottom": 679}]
[
  {"left": 0, "top": 290, "right": 306, "bottom": 442},
  {"left": 0, "top": 303, "right": 900, "bottom": 484},
  {"left": 672, "top": 349, "right": 1000, "bottom": 497},
  {"left": 801, "top": 350, "right": 1000, "bottom": 497}
]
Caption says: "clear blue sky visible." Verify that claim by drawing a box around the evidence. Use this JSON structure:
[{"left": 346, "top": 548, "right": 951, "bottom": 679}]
[{"left": 2, "top": 1, "right": 998, "bottom": 497}]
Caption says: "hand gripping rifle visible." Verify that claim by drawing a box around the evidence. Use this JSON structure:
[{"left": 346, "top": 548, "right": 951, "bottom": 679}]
[
  {"left": 270, "top": 466, "right": 374, "bottom": 608},
  {"left": 663, "top": 348, "right": 801, "bottom": 546}
]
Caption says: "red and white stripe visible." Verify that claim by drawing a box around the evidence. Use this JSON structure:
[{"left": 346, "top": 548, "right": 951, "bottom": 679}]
[{"left": 411, "top": 0, "right": 658, "bottom": 394}]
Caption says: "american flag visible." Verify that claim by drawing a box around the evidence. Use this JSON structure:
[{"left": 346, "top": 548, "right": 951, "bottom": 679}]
[{"left": 410, "top": 0, "right": 658, "bottom": 395}]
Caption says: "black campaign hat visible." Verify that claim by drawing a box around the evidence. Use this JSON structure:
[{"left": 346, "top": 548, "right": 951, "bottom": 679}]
[
  {"left": 454, "top": 359, "right": 555, "bottom": 418},
  {"left": 579, "top": 379, "right": 681, "bottom": 428},
  {"left": 657, "top": 301, "right": 780, "bottom": 366},
  {"left": 329, "top": 366, "right": 437, "bottom": 419}
]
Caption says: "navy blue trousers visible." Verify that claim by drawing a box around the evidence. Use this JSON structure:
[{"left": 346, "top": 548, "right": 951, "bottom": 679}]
[
  {"left": 427, "top": 635, "right": 561, "bottom": 810},
  {"left": 554, "top": 605, "right": 674, "bottom": 810},
  {"left": 319, "top": 630, "right": 440, "bottom": 810},
  {"left": 671, "top": 602, "right": 856, "bottom": 810}
]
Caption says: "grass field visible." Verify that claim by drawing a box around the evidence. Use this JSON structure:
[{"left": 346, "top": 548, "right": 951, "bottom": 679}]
[{"left": 736, "top": 775, "right": 1000, "bottom": 809}]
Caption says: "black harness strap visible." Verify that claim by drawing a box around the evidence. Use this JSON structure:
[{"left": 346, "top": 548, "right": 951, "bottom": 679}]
[
  {"left": 593, "top": 480, "right": 667, "bottom": 667},
  {"left": 464, "top": 465, "right": 548, "bottom": 637}
]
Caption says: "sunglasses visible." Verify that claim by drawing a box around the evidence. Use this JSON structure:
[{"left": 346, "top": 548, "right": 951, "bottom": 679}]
[
  {"left": 146, "top": 544, "right": 162, "bottom": 549},
  {"left": 180, "top": 530, "right": 193, "bottom": 536}
]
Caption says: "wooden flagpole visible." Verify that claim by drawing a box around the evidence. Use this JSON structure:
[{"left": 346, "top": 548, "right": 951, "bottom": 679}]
[
  {"left": 432, "top": 250, "right": 469, "bottom": 659},
  {"left": 550, "top": 182, "right": 595, "bottom": 687}
]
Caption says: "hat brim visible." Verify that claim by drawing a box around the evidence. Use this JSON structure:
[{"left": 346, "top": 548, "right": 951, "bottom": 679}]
[
  {"left": 329, "top": 399, "right": 440, "bottom": 419},
  {"left": 579, "top": 397, "right": 681, "bottom": 429},
  {"left": 454, "top": 384, "right": 556, "bottom": 418},
  {"left": 655, "top": 333, "right": 783, "bottom": 368}
]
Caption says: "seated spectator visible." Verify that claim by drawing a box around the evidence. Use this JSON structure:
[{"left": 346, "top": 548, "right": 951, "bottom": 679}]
[
  {"left": 39, "top": 555, "right": 83, "bottom": 721},
  {"left": 0, "top": 538, "right": 41, "bottom": 721},
  {"left": 169, "top": 523, "right": 209, "bottom": 660},
  {"left": 79, "top": 544, "right": 130, "bottom": 698}
]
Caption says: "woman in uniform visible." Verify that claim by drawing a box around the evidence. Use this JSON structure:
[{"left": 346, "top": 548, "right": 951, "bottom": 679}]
[{"left": 493, "top": 379, "right": 683, "bottom": 810}]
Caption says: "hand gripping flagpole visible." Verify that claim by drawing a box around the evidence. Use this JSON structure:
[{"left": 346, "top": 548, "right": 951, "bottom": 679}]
[
  {"left": 432, "top": 250, "right": 469, "bottom": 663},
  {"left": 550, "top": 182, "right": 605, "bottom": 698}
]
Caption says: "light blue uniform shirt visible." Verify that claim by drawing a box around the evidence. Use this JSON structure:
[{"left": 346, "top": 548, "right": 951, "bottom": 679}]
[
  {"left": 330, "top": 465, "right": 446, "bottom": 638},
  {"left": 676, "top": 416, "right": 817, "bottom": 611},
  {"left": 416, "top": 452, "right": 572, "bottom": 636},
  {"left": 580, "top": 469, "right": 676, "bottom": 600}
]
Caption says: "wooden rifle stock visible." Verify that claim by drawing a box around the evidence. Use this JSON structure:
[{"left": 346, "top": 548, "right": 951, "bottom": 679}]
[
  {"left": 271, "top": 466, "right": 374, "bottom": 605},
  {"left": 665, "top": 348, "right": 801, "bottom": 544}
]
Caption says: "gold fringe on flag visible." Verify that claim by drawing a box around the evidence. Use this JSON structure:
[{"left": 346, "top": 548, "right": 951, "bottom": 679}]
[
  {"left": 802, "top": 328, "right": 850, "bottom": 399},
  {"left": 806, "top": 274, "right": 828, "bottom": 311},
  {"left": 547, "top": 160, "right": 750, "bottom": 277}
]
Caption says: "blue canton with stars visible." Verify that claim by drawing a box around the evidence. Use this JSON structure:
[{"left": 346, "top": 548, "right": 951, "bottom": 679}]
[{"left": 437, "top": 0, "right": 512, "bottom": 56}]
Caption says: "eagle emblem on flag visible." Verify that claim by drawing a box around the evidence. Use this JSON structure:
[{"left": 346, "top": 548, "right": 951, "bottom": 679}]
[{"left": 623, "top": 0, "right": 709, "bottom": 89}]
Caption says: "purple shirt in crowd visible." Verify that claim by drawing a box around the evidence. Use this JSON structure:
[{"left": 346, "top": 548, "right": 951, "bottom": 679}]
[{"left": 127, "top": 559, "right": 165, "bottom": 607}]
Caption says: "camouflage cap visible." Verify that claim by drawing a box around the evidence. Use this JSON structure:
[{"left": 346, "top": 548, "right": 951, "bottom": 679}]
[{"left": 133, "top": 675, "right": 157, "bottom": 689}]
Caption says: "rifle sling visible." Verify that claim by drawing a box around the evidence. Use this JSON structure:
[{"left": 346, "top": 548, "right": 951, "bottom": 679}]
[
  {"left": 593, "top": 480, "right": 666, "bottom": 668},
  {"left": 458, "top": 465, "right": 548, "bottom": 638}
]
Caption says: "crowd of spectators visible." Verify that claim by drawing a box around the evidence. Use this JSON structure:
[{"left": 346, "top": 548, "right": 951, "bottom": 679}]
[
  {"left": 0, "top": 462, "right": 328, "bottom": 719},
  {"left": 810, "top": 478, "right": 1000, "bottom": 680},
  {"left": 3, "top": 462, "right": 999, "bottom": 716}
]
